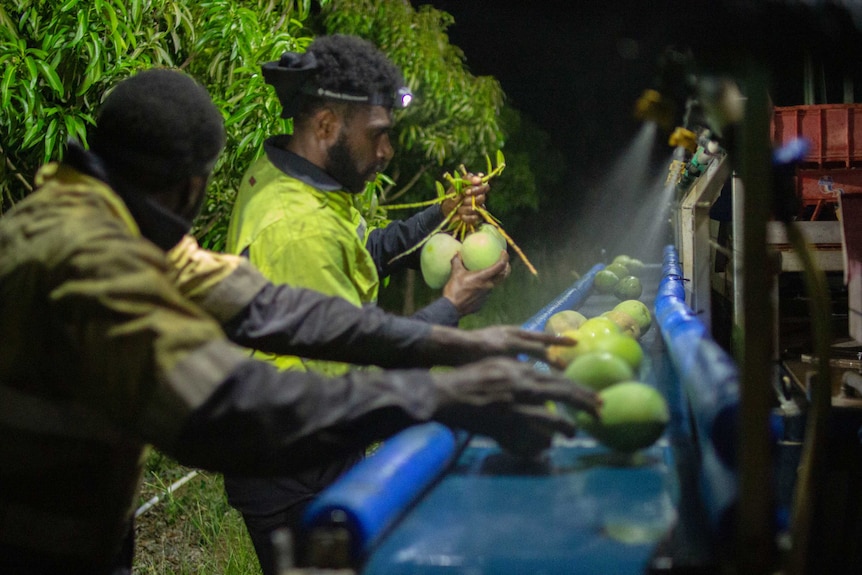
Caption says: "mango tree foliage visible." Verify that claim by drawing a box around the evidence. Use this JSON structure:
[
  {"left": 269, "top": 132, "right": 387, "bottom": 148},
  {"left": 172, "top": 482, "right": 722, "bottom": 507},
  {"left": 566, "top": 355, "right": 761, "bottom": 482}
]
[
  {"left": 0, "top": 0, "right": 322, "bottom": 251},
  {"left": 0, "top": 0, "right": 193, "bottom": 212},
  {"left": 0, "top": 0, "right": 553, "bottom": 254}
]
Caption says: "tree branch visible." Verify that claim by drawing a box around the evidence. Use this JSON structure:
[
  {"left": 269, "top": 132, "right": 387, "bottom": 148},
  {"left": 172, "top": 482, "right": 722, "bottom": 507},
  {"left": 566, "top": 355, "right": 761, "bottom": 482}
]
[
  {"left": 0, "top": 141, "right": 34, "bottom": 194},
  {"left": 385, "top": 164, "right": 430, "bottom": 203}
]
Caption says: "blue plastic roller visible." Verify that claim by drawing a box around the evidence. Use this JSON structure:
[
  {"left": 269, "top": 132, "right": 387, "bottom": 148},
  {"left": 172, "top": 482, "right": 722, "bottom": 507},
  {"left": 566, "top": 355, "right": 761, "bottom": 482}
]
[{"left": 301, "top": 423, "right": 463, "bottom": 562}]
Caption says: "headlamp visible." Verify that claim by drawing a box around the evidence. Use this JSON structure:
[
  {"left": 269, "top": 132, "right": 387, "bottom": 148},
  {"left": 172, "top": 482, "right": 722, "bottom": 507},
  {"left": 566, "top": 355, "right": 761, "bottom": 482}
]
[
  {"left": 396, "top": 87, "right": 413, "bottom": 109},
  {"left": 300, "top": 85, "right": 413, "bottom": 110}
]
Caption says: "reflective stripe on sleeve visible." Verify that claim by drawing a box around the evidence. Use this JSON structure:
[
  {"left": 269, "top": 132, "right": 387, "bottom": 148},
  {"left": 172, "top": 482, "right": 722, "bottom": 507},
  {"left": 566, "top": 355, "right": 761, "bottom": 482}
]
[{"left": 166, "top": 236, "right": 269, "bottom": 323}]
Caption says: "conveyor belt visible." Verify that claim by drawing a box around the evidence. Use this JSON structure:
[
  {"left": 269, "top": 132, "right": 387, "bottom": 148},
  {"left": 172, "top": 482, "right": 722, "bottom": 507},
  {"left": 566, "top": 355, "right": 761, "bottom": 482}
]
[{"left": 304, "top": 247, "right": 741, "bottom": 573}]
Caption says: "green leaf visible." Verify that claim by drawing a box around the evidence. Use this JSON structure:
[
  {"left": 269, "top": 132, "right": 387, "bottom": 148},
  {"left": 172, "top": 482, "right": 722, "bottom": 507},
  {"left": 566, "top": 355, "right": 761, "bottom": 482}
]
[
  {"left": 23, "top": 56, "right": 37, "bottom": 83},
  {"left": 44, "top": 117, "right": 59, "bottom": 162},
  {"left": 64, "top": 114, "right": 86, "bottom": 143},
  {"left": 111, "top": 28, "right": 126, "bottom": 54},
  {"left": 1, "top": 65, "right": 15, "bottom": 108},
  {"left": 76, "top": 56, "right": 101, "bottom": 96},
  {"left": 21, "top": 119, "right": 43, "bottom": 149},
  {"left": 25, "top": 47, "right": 49, "bottom": 60},
  {"left": 101, "top": 2, "right": 118, "bottom": 33},
  {"left": 35, "top": 60, "right": 64, "bottom": 97},
  {"left": 126, "top": 0, "right": 141, "bottom": 24}
]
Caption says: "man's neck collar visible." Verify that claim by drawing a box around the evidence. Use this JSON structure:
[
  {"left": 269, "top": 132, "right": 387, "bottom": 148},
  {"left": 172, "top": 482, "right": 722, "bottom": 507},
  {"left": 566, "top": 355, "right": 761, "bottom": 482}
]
[
  {"left": 264, "top": 135, "right": 344, "bottom": 191},
  {"left": 64, "top": 141, "right": 191, "bottom": 251}
]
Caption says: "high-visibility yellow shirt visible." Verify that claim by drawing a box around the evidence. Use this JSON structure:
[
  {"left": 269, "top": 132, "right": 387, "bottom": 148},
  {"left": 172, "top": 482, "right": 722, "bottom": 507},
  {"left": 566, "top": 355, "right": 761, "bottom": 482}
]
[{"left": 227, "top": 151, "right": 378, "bottom": 375}]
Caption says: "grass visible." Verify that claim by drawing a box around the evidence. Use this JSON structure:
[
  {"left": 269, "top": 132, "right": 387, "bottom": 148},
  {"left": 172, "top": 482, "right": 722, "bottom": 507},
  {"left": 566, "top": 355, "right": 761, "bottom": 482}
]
[{"left": 134, "top": 450, "right": 262, "bottom": 574}]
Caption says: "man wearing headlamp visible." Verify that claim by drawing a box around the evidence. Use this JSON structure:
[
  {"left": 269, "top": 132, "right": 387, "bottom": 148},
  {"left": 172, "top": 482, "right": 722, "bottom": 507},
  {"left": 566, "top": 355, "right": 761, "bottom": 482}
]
[{"left": 225, "top": 34, "right": 509, "bottom": 573}]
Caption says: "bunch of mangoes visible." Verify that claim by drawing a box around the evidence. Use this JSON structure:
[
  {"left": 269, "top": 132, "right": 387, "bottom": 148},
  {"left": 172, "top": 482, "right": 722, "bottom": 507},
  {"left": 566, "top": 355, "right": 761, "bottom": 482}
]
[
  {"left": 543, "top": 299, "right": 667, "bottom": 453},
  {"left": 593, "top": 254, "right": 646, "bottom": 301}
]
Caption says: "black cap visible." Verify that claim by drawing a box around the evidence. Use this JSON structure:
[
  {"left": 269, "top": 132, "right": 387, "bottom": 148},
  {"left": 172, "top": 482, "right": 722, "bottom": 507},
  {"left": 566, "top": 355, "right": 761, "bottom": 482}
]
[{"left": 261, "top": 52, "right": 320, "bottom": 118}]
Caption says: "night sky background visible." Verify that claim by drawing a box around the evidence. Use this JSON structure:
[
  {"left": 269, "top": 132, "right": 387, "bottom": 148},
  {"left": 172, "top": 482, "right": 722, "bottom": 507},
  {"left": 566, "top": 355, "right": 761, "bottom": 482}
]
[{"left": 413, "top": 1, "right": 862, "bottom": 241}]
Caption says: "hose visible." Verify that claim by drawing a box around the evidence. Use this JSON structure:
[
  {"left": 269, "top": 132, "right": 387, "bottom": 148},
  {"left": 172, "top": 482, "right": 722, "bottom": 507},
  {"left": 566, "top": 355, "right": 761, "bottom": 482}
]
[{"left": 135, "top": 469, "right": 200, "bottom": 518}]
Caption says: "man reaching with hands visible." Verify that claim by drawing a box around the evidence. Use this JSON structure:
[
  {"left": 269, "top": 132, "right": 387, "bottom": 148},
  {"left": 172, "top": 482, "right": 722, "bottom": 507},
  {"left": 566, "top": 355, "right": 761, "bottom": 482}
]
[{"left": 0, "top": 67, "right": 597, "bottom": 575}]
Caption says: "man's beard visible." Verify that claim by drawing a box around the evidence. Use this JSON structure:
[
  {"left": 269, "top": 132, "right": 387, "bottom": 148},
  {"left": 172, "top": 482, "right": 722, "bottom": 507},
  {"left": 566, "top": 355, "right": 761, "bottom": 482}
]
[{"left": 325, "top": 131, "right": 383, "bottom": 193}]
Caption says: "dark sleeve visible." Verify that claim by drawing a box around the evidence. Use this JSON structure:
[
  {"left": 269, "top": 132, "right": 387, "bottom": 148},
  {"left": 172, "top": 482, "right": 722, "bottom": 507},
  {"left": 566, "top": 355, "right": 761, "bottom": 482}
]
[
  {"left": 222, "top": 282, "right": 435, "bottom": 368},
  {"left": 366, "top": 205, "right": 444, "bottom": 277},
  {"left": 410, "top": 297, "right": 460, "bottom": 327},
  {"left": 172, "top": 357, "right": 439, "bottom": 475}
]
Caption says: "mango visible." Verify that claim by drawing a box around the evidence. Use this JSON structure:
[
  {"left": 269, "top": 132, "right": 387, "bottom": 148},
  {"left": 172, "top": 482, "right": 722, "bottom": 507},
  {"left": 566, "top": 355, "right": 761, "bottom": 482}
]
[
  {"left": 420, "top": 233, "right": 462, "bottom": 288},
  {"left": 612, "top": 254, "right": 633, "bottom": 267},
  {"left": 614, "top": 276, "right": 643, "bottom": 300},
  {"left": 594, "top": 269, "right": 620, "bottom": 294},
  {"left": 601, "top": 310, "right": 642, "bottom": 340},
  {"left": 546, "top": 328, "right": 582, "bottom": 368},
  {"left": 624, "top": 258, "right": 646, "bottom": 277},
  {"left": 564, "top": 351, "right": 635, "bottom": 392},
  {"left": 544, "top": 310, "right": 588, "bottom": 335},
  {"left": 577, "top": 316, "right": 621, "bottom": 341},
  {"left": 575, "top": 381, "right": 669, "bottom": 452},
  {"left": 605, "top": 263, "right": 630, "bottom": 279},
  {"left": 592, "top": 332, "right": 644, "bottom": 371},
  {"left": 461, "top": 231, "right": 504, "bottom": 271},
  {"left": 613, "top": 255, "right": 646, "bottom": 276},
  {"left": 478, "top": 223, "right": 507, "bottom": 251},
  {"left": 614, "top": 299, "right": 652, "bottom": 334},
  {"left": 563, "top": 317, "right": 624, "bottom": 363}
]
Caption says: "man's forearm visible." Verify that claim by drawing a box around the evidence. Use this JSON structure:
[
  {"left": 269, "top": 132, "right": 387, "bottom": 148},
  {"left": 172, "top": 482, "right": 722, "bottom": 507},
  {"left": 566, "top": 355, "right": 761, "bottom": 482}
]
[
  {"left": 222, "top": 282, "right": 435, "bottom": 367},
  {"left": 172, "top": 357, "right": 439, "bottom": 475}
]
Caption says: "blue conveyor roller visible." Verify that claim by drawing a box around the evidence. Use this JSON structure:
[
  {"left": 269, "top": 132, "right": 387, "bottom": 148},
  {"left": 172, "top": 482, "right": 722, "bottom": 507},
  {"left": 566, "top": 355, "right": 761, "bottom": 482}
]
[{"left": 302, "top": 423, "right": 463, "bottom": 561}]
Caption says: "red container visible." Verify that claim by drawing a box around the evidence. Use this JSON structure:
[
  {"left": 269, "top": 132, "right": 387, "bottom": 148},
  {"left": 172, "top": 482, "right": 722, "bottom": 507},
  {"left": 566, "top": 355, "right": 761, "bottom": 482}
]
[
  {"left": 771, "top": 104, "right": 862, "bottom": 168},
  {"left": 771, "top": 104, "right": 862, "bottom": 218}
]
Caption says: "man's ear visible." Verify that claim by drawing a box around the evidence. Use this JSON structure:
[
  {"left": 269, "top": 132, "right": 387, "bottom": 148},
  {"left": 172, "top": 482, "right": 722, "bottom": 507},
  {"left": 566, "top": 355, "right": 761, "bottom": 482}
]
[{"left": 313, "top": 106, "right": 342, "bottom": 145}]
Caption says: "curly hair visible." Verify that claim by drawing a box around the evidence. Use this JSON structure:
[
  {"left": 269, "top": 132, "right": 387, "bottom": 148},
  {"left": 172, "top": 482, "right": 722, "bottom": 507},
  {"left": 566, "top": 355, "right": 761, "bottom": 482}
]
[
  {"left": 296, "top": 34, "right": 404, "bottom": 122},
  {"left": 90, "top": 68, "right": 225, "bottom": 185}
]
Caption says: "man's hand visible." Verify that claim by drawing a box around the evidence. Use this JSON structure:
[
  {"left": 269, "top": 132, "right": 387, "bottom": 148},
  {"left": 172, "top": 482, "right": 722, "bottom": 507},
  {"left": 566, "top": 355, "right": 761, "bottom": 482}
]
[
  {"left": 422, "top": 324, "right": 577, "bottom": 366},
  {"left": 431, "top": 357, "right": 600, "bottom": 458},
  {"left": 442, "top": 252, "right": 510, "bottom": 316},
  {"left": 441, "top": 173, "right": 488, "bottom": 228}
]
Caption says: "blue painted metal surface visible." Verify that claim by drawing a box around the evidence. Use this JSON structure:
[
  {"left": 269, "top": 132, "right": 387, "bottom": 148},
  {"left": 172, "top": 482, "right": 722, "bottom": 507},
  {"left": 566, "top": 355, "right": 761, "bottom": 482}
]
[
  {"left": 364, "top": 315, "right": 685, "bottom": 575},
  {"left": 362, "top": 441, "right": 678, "bottom": 575},
  {"left": 356, "top": 261, "right": 712, "bottom": 574},
  {"left": 302, "top": 267, "right": 608, "bottom": 564}
]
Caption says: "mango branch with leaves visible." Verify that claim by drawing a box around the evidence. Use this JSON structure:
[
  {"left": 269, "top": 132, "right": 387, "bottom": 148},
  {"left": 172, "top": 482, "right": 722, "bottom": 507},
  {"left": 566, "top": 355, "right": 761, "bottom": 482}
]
[{"left": 385, "top": 150, "right": 538, "bottom": 283}]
